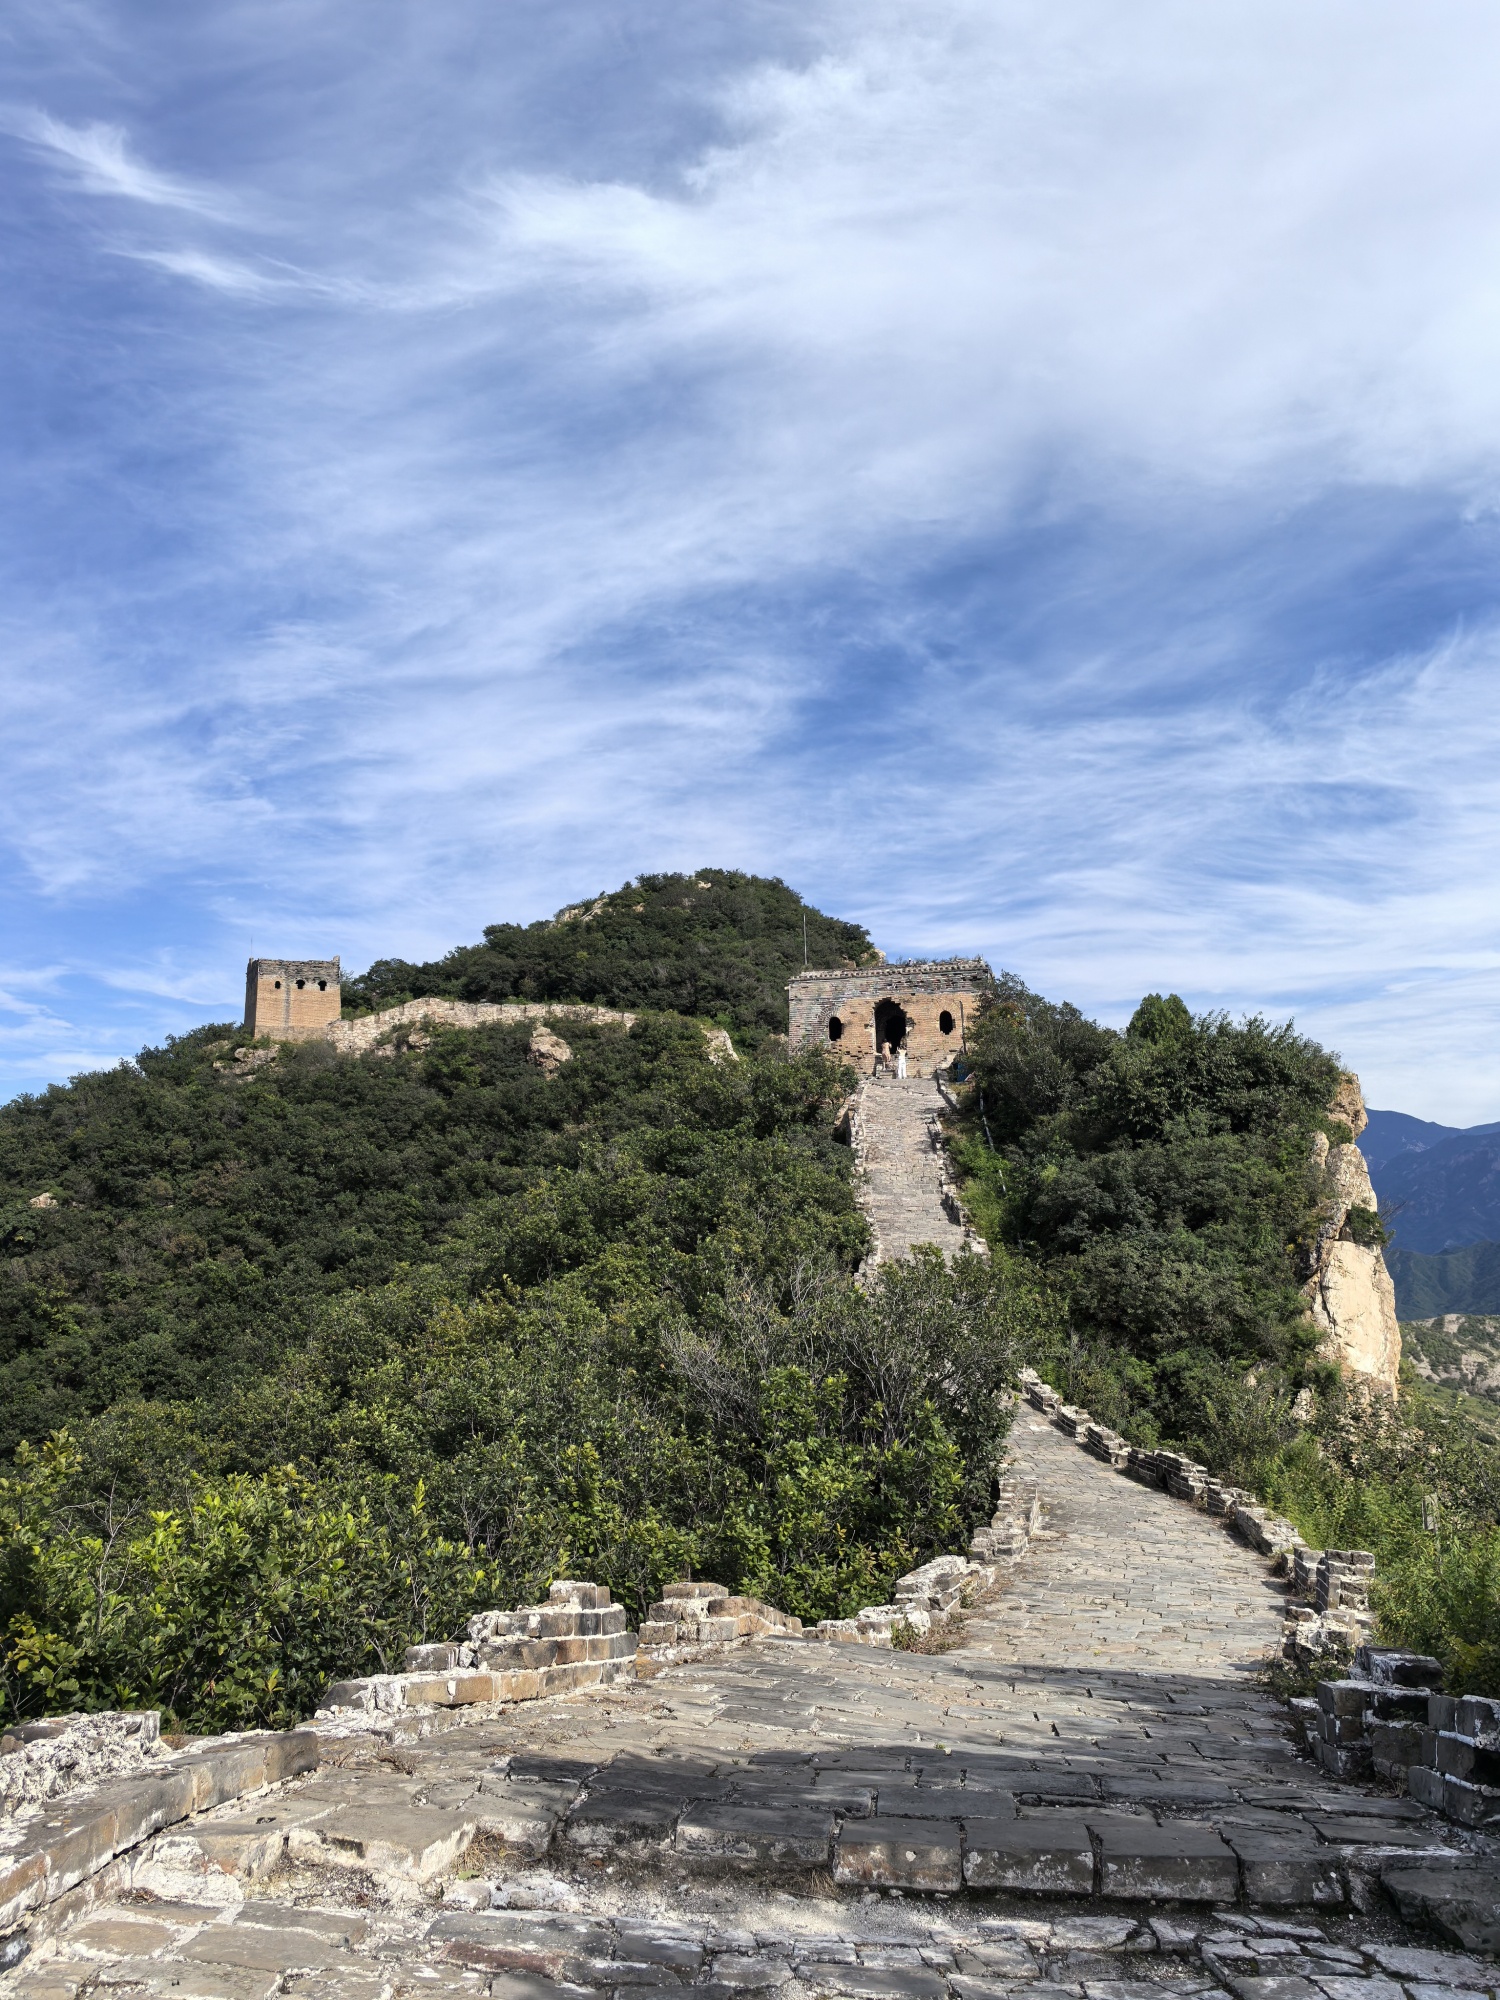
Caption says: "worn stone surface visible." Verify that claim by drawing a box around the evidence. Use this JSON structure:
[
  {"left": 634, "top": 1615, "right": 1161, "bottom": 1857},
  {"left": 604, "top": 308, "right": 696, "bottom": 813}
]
[{"left": 850, "top": 1078, "right": 971, "bottom": 1265}]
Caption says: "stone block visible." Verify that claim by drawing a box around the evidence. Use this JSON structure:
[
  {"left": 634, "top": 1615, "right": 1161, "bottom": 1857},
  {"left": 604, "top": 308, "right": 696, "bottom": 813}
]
[
  {"left": 733, "top": 1780, "right": 874, "bottom": 1817},
  {"left": 183, "top": 1817, "right": 292, "bottom": 1879},
  {"left": 704, "top": 1954, "right": 787, "bottom": 1988},
  {"left": 1222, "top": 1981, "right": 1318, "bottom": 2000},
  {"left": 404, "top": 1644, "right": 461, "bottom": 1672},
  {"left": 1317, "top": 1680, "right": 1374, "bottom": 1718},
  {"left": 1436, "top": 1732, "right": 1479, "bottom": 1779},
  {"left": 492, "top": 1669, "right": 544, "bottom": 1703},
  {"left": 1318, "top": 1715, "right": 1367, "bottom": 1746},
  {"left": 548, "top": 1580, "right": 611, "bottom": 1607},
  {"left": 265, "top": 1730, "right": 320, "bottom": 1784},
  {"left": 180, "top": 1742, "right": 273, "bottom": 1811},
  {"left": 832, "top": 1815, "right": 962, "bottom": 1891},
  {"left": 1408, "top": 1765, "right": 1446, "bottom": 1812},
  {"left": 1356, "top": 1646, "right": 1444, "bottom": 1689},
  {"left": 1223, "top": 1830, "right": 1343, "bottom": 1907},
  {"left": 105, "top": 1769, "right": 200, "bottom": 1850},
  {"left": 427, "top": 1912, "right": 616, "bottom": 1977},
  {"left": 961, "top": 1815, "right": 1094, "bottom": 1895},
  {"left": 637, "top": 1622, "right": 679, "bottom": 1646},
  {"left": 290, "top": 1805, "right": 477, "bottom": 1882},
  {"left": 235, "top": 1908, "right": 367, "bottom": 1946},
  {"left": 67, "top": 1914, "right": 181, "bottom": 1957},
  {"left": 104, "top": 1963, "right": 283, "bottom": 2000},
  {"left": 799, "top": 1968, "right": 949, "bottom": 2000},
  {"left": 177, "top": 1929, "right": 348, "bottom": 1974},
  {"left": 32, "top": 1799, "right": 122, "bottom": 1894},
  {"left": 1102, "top": 1777, "right": 1237, "bottom": 1808},
  {"left": 1091, "top": 1817, "right": 1237, "bottom": 1902},
  {"left": 563, "top": 1793, "right": 680, "bottom": 1851},
  {"left": 1431, "top": 1775, "right": 1500, "bottom": 1827},
  {"left": 693, "top": 1616, "right": 741, "bottom": 1645},
  {"left": 1311, "top": 1982, "right": 1403, "bottom": 2000},
  {"left": 612, "top": 1928, "right": 705, "bottom": 1973},
  {"left": 1368, "top": 1945, "right": 1498, "bottom": 1988},
  {"left": 1381, "top": 1857, "right": 1500, "bottom": 1952},
  {"left": 1367, "top": 1685, "right": 1432, "bottom": 1721},
  {"left": 1368, "top": 1719, "right": 1425, "bottom": 1778},
  {"left": 676, "top": 1803, "right": 834, "bottom": 1866},
  {"left": 283, "top": 1978, "right": 391, "bottom": 2000},
  {"left": 471, "top": 1793, "right": 561, "bottom": 1855},
  {"left": 400, "top": 1673, "right": 499, "bottom": 1708},
  {"left": 318, "top": 1678, "right": 390, "bottom": 1713},
  {"left": 1457, "top": 1696, "right": 1500, "bottom": 1745},
  {"left": 1431, "top": 1693, "right": 1461, "bottom": 1730},
  {"left": 1313, "top": 1740, "right": 1371, "bottom": 1781},
  {"left": 0, "top": 1849, "right": 48, "bottom": 1930}
]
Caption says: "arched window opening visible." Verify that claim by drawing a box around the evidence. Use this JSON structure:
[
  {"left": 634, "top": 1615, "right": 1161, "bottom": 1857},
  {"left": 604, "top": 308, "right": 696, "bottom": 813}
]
[
  {"left": 273, "top": 980, "right": 282, "bottom": 990},
  {"left": 317, "top": 980, "right": 327, "bottom": 991},
  {"left": 939, "top": 1009, "right": 955, "bottom": 1035},
  {"left": 827, "top": 1016, "right": 844, "bottom": 1042},
  {"left": 296, "top": 979, "right": 306, "bottom": 989}
]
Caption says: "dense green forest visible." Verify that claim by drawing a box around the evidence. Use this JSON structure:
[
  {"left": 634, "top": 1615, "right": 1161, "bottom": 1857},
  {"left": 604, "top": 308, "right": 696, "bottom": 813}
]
[{"left": 0, "top": 876, "right": 1047, "bottom": 1730}]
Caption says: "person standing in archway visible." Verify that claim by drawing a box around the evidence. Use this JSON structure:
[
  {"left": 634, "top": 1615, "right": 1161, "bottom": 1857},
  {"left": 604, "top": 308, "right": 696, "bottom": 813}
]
[{"left": 896, "top": 1040, "right": 907, "bottom": 1079}]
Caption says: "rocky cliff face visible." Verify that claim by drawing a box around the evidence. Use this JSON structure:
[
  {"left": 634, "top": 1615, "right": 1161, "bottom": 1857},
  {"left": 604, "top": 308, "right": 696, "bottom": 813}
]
[{"left": 1304, "top": 1072, "right": 1401, "bottom": 1393}]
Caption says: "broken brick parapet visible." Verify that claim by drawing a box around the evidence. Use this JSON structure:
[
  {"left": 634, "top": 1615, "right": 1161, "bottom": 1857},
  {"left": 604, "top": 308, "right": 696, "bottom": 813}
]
[
  {"left": 317, "top": 1580, "right": 637, "bottom": 1725},
  {"left": 1306, "top": 1643, "right": 1500, "bottom": 1829}
]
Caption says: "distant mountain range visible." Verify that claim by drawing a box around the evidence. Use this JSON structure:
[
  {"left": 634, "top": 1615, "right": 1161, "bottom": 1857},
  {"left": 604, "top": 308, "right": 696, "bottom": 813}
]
[{"left": 1360, "top": 1109, "right": 1500, "bottom": 1316}]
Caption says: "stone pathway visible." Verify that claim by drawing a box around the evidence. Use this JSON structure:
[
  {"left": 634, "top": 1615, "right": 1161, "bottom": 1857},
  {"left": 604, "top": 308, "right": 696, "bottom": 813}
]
[
  {"left": 854, "top": 1079, "right": 968, "bottom": 1264},
  {"left": 966, "top": 1418, "right": 1287, "bottom": 1673},
  {"left": 8, "top": 1411, "right": 1499, "bottom": 2000}
]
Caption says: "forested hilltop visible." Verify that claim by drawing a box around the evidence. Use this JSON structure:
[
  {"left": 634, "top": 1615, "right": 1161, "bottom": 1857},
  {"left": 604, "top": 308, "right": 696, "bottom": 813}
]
[
  {"left": 346, "top": 869, "right": 880, "bottom": 1031},
  {"left": 5, "top": 883, "right": 1500, "bottom": 1727},
  {"left": 0, "top": 875, "right": 1046, "bottom": 1731}
]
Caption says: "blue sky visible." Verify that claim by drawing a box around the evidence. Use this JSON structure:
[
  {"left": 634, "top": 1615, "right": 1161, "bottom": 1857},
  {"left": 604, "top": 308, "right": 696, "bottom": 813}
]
[{"left": 4, "top": 0, "right": 1500, "bottom": 1121}]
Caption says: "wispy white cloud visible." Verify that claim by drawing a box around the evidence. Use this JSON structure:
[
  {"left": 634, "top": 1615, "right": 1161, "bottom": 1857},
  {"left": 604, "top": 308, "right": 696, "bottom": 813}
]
[
  {"left": 3, "top": 0, "right": 1500, "bottom": 1116},
  {"left": 7, "top": 107, "right": 239, "bottom": 218}
]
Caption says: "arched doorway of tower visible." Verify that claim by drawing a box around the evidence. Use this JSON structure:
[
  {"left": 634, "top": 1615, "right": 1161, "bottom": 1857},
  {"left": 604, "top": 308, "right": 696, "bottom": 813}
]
[{"left": 873, "top": 998, "right": 908, "bottom": 1059}]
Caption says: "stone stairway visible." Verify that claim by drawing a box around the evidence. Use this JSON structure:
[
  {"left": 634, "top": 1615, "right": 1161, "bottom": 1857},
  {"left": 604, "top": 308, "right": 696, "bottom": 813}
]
[{"left": 852, "top": 1076, "right": 972, "bottom": 1264}]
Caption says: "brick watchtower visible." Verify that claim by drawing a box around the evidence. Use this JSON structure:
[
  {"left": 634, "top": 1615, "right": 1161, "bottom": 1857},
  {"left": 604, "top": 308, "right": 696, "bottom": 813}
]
[
  {"left": 787, "top": 959, "right": 990, "bottom": 1077},
  {"left": 244, "top": 958, "right": 341, "bottom": 1043}
]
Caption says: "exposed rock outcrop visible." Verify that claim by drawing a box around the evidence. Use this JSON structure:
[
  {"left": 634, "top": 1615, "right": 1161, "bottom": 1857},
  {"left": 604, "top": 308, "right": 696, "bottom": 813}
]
[
  {"left": 527, "top": 1025, "right": 572, "bottom": 1073},
  {"left": 1304, "top": 1071, "right": 1401, "bottom": 1394}
]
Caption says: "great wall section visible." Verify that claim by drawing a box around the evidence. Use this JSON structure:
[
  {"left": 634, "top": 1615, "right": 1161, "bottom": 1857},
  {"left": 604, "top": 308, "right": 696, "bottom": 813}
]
[
  {"left": 5, "top": 967, "right": 1486, "bottom": 1999},
  {"left": 7, "top": 1370, "right": 1500, "bottom": 2000}
]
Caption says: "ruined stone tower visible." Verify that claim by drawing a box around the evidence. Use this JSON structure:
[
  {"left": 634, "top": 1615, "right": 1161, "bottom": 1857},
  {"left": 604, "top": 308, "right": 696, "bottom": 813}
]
[
  {"left": 787, "top": 960, "right": 990, "bottom": 1077},
  {"left": 244, "top": 958, "right": 342, "bottom": 1042}
]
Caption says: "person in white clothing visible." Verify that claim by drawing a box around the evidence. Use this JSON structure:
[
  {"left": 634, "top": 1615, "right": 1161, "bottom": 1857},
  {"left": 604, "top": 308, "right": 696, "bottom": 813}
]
[{"left": 896, "top": 1045, "right": 907, "bottom": 1079}]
